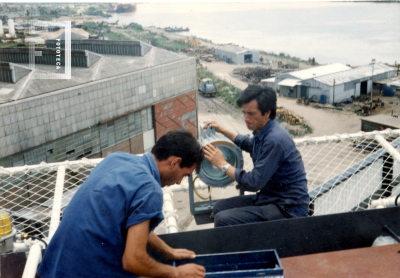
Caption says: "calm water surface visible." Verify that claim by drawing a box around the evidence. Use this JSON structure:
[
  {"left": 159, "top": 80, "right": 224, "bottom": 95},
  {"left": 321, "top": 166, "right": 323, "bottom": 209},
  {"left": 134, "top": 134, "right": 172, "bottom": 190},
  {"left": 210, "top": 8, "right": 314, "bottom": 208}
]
[{"left": 105, "top": 2, "right": 400, "bottom": 66}]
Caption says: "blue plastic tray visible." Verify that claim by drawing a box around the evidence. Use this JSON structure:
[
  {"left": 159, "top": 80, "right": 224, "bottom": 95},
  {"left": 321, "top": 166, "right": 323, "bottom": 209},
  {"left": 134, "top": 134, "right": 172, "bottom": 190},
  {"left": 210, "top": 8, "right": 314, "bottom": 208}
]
[{"left": 173, "top": 249, "right": 284, "bottom": 277}]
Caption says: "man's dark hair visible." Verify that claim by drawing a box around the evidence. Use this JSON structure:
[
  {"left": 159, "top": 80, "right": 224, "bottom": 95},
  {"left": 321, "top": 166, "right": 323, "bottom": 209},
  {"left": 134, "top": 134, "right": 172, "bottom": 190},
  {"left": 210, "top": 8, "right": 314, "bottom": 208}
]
[
  {"left": 236, "top": 85, "right": 277, "bottom": 120},
  {"left": 151, "top": 130, "right": 204, "bottom": 174}
]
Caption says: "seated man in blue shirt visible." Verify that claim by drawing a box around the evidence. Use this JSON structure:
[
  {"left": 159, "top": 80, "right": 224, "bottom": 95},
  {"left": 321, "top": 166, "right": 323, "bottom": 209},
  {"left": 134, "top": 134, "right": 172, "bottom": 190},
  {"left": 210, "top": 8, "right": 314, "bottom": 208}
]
[
  {"left": 37, "top": 130, "right": 206, "bottom": 278},
  {"left": 203, "top": 85, "right": 309, "bottom": 227}
]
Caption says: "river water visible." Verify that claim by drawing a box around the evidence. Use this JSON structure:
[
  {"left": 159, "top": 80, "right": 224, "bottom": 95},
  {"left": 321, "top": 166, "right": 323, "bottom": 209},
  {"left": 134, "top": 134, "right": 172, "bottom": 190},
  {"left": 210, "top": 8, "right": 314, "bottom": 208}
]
[{"left": 104, "top": 2, "right": 400, "bottom": 66}]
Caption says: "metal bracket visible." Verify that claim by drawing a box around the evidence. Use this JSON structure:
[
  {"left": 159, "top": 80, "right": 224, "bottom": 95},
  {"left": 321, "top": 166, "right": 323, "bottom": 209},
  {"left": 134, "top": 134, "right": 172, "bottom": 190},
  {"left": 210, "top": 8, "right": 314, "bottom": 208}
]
[{"left": 383, "top": 225, "right": 400, "bottom": 243}]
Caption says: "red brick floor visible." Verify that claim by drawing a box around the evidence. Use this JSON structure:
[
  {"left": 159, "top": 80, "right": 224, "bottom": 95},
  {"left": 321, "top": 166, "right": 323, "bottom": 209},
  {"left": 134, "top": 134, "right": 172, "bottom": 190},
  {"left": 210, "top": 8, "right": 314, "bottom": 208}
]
[{"left": 281, "top": 243, "right": 400, "bottom": 278}]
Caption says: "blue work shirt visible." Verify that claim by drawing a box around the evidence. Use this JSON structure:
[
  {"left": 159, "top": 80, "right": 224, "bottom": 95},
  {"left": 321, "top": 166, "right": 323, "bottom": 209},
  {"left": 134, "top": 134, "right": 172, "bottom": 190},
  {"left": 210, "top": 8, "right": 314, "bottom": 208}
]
[
  {"left": 234, "top": 120, "right": 309, "bottom": 217},
  {"left": 37, "top": 152, "right": 164, "bottom": 278}
]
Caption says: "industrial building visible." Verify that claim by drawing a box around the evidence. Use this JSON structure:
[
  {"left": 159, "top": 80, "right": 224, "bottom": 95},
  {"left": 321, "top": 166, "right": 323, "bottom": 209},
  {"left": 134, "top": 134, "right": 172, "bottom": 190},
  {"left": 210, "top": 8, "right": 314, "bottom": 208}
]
[
  {"left": 272, "top": 63, "right": 350, "bottom": 100},
  {"left": 374, "top": 76, "right": 400, "bottom": 97},
  {"left": 0, "top": 40, "right": 198, "bottom": 168},
  {"left": 264, "top": 63, "right": 397, "bottom": 104},
  {"left": 260, "top": 77, "right": 276, "bottom": 90},
  {"left": 214, "top": 45, "right": 260, "bottom": 65},
  {"left": 360, "top": 115, "right": 400, "bottom": 132},
  {"left": 311, "top": 63, "right": 396, "bottom": 104}
]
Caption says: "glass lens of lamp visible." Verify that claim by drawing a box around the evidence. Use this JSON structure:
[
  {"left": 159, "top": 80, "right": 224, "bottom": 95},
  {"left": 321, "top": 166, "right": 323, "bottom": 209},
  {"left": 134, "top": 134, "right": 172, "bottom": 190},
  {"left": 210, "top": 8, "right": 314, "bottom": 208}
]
[{"left": 202, "top": 145, "right": 238, "bottom": 182}]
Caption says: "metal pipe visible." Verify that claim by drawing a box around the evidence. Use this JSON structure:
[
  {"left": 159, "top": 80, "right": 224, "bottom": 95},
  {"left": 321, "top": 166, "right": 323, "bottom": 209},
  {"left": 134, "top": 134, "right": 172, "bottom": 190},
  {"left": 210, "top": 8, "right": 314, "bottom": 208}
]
[
  {"left": 22, "top": 165, "right": 66, "bottom": 278},
  {"left": 294, "top": 129, "right": 400, "bottom": 146},
  {"left": 13, "top": 242, "right": 30, "bottom": 253},
  {"left": 21, "top": 243, "right": 43, "bottom": 278},
  {"left": 0, "top": 158, "right": 104, "bottom": 175},
  {"left": 371, "top": 59, "right": 375, "bottom": 104},
  {"left": 374, "top": 134, "right": 400, "bottom": 163},
  {"left": 162, "top": 188, "right": 179, "bottom": 233},
  {"left": 2, "top": 129, "right": 400, "bottom": 176},
  {"left": 48, "top": 166, "right": 66, "bottom": 240},
  {"left": 168, "top": 181, "right": 209, "bottom": 192},
  {"left": 371, "top": 194, "right": 400, "bottom": 209}
]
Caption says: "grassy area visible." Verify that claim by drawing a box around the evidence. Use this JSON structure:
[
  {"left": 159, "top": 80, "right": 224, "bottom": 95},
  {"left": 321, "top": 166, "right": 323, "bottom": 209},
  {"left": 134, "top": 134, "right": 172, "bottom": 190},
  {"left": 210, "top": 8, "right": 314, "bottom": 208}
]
[
  {"left": 125, "top": 29, "right": 189, "bottom": 52},
  {"left": 0, "top": 42, "right": 20, "bottom": 48},
  {"left": 105, "top": 32, "right": 131, "bottom": 41},
  {"left": 192, "top": 35, "right": 213, "bottom": 44},
  {"left": 83, "top": 6, "right": 105, "bottom": 16},
  {"left": 83, "top": 22, "right": 110, "bottom": 35},
  {"left": 260, "top": 50, "right": 318, "bottom": 65},
  {"left": 123, "top": 23, "right": 144, "bottom": 32}
]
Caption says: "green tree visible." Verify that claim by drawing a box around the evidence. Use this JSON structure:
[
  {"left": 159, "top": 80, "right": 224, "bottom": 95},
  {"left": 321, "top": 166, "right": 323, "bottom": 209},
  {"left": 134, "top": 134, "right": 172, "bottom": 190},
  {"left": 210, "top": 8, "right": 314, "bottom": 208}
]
[{"left": 38, "top": 6, "right": 48, "bottom": 15}]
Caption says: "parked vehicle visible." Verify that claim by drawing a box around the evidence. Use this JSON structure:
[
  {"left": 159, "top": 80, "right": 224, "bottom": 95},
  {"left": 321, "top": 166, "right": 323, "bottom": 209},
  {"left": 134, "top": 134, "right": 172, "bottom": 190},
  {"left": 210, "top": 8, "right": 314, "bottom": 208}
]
[{"left": 199, "top": 78, "right": 216, "bottom": 97}]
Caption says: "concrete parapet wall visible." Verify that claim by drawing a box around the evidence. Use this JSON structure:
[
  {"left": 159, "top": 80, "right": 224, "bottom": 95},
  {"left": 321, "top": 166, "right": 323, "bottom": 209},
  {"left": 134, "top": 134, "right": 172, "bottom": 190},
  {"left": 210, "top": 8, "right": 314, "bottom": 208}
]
[
  {"left": 0, "top": 57, "right": 197, "bottom": 159},
  {"left": 0, "top": 62, "right": 13, "bottom": 83},
  {"left": 12, "top": 64, "right": 31, "bottom": 82},
  {"left": 46, "top": 40, "right": 142, "bottom": 56},
  {"left": 87, "top": 51, "right": 102, "bottom": 67},
  {"left": 0, "top": 62, "right": 31, "bottom": 83},
  {"left": 0, "top": 48, "right": 90, "bottom": 68},
  {"left": 141, "top": 42, "right": 152, "bottom": 56}
]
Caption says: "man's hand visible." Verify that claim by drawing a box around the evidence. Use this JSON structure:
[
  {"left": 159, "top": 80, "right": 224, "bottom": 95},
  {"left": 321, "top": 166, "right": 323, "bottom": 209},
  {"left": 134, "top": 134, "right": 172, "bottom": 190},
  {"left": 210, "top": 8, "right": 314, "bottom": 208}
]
[
  {"left": 176, "top": 264, "right": 205, "bottom": 278},
  {"left": 202, "top": 120, "right": 238, "bottom": 143},
  {"left": 202, "top": 120, "right": 223, "bottom": 133},
  {"left": 164, "top": 248, "right": 196, "bottom": 261},
  {"left": 203, "top": 144, "right": 227, "bottom": 169},
  {"left": 124, "top": 222, "right": 205, "bottom": 278}
]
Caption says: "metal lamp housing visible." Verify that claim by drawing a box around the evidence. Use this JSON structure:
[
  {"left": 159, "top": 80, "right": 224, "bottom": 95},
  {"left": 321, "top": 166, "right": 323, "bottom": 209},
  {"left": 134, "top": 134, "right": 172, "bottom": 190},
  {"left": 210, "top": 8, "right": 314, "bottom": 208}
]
[{"left": 198, "top": 123, "right": 243, "bottom": 187}]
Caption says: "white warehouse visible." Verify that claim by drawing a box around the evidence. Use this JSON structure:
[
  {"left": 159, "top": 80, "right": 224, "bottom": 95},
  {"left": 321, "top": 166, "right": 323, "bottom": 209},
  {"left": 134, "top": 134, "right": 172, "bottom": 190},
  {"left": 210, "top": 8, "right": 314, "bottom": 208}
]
[
  {"left": 266, "top": 63, "right": 396, "bottom": 104},
  {"left": 272, "top": 63, "right": 351, "bottom": 100},
  {"left": 311, "top": 63, "right": 397, "bottom": 104},
  {"left": 214, "top": 45, "right": 260, "bottom": 65}
]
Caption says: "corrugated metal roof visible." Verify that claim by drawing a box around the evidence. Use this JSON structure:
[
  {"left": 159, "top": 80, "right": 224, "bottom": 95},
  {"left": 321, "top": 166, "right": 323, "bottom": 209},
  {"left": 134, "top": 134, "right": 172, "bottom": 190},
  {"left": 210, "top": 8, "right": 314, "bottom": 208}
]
[
  {"left": 261, "top": 77, "right": 275, "bottom": 83},
  {"left": 314, "top": 63, "right": 395, "bottom": 86},
  {"left": 374, "top": 76, "right": 400, "bottom": 86},
  {"left": 278, "top": 79, "right": 301, "bottom": 87},
  {"left": 288, "top": 63, "right": 350, "bottom": 80},
  {"left": 214, "top": 45, "right": 256, "bottom": 54},
  {"left": 389, "top": 80, "right": 400, "bottom": 88}
]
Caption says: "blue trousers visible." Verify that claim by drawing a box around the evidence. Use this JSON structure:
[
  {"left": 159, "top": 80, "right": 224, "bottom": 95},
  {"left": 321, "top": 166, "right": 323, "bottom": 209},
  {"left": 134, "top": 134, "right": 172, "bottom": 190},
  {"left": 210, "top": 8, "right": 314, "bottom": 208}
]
[{"left": 213, "top": 195, "right": 288, "bottom": 227}]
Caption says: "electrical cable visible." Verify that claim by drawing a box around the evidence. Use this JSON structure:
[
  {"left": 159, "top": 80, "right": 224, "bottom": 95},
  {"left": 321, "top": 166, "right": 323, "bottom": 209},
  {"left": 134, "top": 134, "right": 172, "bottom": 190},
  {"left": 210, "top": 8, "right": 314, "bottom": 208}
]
[
  {"left": 192, "top": 176, "right": 212, "bottom": 200},
  {"left": 29, "top": 235, "right": 48, "bottom": 249}
]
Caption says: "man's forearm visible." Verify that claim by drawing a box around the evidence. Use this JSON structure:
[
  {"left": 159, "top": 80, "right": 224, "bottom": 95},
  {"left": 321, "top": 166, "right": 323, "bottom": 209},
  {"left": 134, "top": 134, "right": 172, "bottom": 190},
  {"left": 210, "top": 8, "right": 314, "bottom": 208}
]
[
  {"left": 124, "top": 251, "right": 178, "bottom": 278},
  {"left": 215, "top": 163, "right": 237, "bottom": 182},
  {"left": 147, "top": 231, "right": 171, "bottom": 256},
  {"left": 219, "top": 127, "right": 238, "bottom": 142}
]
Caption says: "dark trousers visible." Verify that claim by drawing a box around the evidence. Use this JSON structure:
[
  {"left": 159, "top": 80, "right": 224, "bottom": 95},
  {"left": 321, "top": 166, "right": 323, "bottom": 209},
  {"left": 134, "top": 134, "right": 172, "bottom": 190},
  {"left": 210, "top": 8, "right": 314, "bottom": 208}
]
[{"left": 213, "top": 195, "right": 288, "bottom": 227}]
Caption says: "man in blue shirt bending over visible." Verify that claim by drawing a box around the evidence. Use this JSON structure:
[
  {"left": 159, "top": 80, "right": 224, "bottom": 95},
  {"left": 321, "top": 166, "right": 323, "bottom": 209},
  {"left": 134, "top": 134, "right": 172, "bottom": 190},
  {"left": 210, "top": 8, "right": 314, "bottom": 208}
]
[
  {"left": 203, "top": 85, "right": 309, "bottom": 227},
  {"left": 38, "top": 130, "right": 205, "bottom": 278}
]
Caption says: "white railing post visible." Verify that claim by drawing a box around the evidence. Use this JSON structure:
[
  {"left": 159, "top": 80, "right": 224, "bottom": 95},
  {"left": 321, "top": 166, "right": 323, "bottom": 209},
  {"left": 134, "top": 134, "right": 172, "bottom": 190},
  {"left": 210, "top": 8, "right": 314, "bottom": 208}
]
[
  {"left": 22, "top": 165, "right": 66, "bottom": 278},
  {"left": 21, "top": 243, "right": 44, "bottom": 278},
  {"left": 48, "top": 166, "right": 66, "bottom": 240},
  {"left": 162, "top": 188, "right": 179, "bottom": 233},
  {"left": 375, "top": 134, "right": 400, "bottom": 164}
]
